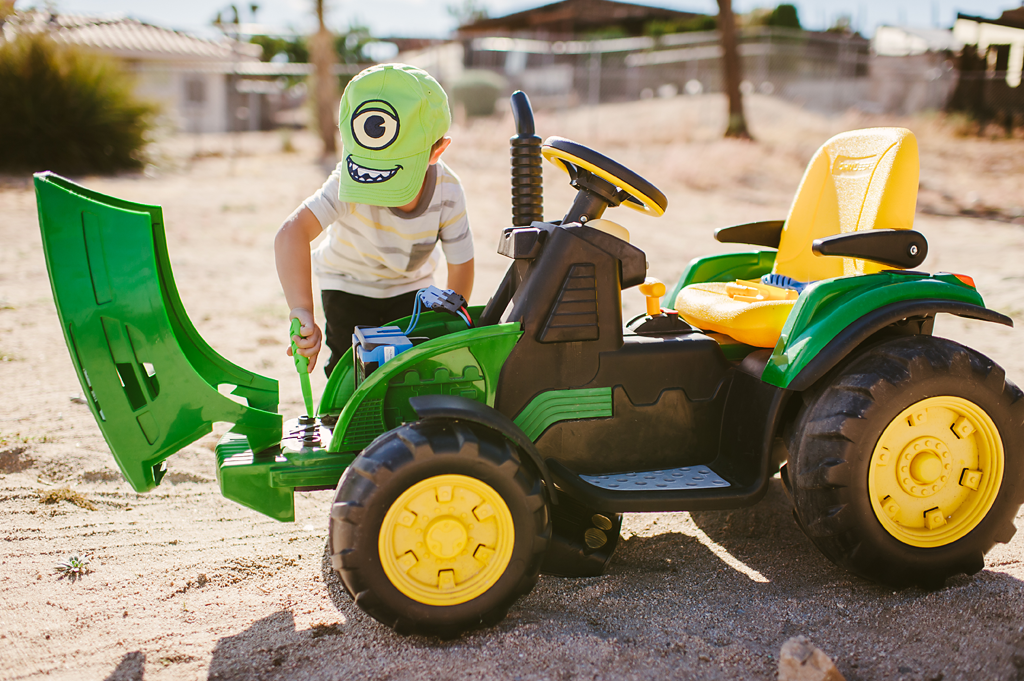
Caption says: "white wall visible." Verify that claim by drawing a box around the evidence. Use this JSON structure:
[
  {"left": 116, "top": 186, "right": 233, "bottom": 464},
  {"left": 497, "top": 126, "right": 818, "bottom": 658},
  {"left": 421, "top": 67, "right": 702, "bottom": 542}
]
[
  {"left": 131, "top": 64, "right": 231, "bottom": 133},
  {"left": 954, "top": 18, "right": 1024, "bottom": 87}
]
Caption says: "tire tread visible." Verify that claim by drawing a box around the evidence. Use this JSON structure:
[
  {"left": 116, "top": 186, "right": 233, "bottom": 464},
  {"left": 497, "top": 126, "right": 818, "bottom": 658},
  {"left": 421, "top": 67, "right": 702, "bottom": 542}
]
[
  {"left": 789, "top": 335, "right": 1024, "bottom": 588},
  {"left": 328, "top": 420, "right": 550, "bottom": 637}
]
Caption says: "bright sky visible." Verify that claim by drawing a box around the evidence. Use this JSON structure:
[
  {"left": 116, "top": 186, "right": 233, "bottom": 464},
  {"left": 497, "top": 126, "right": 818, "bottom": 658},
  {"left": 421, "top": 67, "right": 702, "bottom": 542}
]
[{"left": 14, "top": 0, "right": 1023, "bottom": 39}]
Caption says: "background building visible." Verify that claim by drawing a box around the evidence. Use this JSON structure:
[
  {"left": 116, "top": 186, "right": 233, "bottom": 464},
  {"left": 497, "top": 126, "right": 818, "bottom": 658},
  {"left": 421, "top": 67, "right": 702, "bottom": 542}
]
[{"left": 4, "top": 11, "right": 276, "bottom": 133}]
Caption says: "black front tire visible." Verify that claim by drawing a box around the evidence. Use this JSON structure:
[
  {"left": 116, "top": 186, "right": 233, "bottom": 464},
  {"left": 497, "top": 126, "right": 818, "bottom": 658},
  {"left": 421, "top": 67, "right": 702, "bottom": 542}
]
[
  {"left": 327, "top": 419, "right": 550, "bottom": 637},
  {"left": 788, "top": 335, "right": 1024, "bottom": 588}
]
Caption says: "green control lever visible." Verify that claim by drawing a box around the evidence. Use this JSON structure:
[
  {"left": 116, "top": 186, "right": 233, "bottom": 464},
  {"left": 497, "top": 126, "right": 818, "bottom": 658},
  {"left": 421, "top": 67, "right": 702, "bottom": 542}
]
[{"left": 289, "top": 318, "right": 316, "bottom": 418}]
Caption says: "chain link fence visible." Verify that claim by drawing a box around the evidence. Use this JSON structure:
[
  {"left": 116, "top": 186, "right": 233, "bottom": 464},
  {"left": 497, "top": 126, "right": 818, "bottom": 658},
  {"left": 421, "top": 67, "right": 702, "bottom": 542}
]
[{"left": 461, "top": 27, "right": 956, "bottom": 116}]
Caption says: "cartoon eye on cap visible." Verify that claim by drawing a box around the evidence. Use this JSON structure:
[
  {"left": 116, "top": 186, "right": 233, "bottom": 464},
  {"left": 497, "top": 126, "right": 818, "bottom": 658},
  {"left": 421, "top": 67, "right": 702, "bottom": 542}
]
[{"left": 351, "top": 100, "right": 400, "bottom": 150}]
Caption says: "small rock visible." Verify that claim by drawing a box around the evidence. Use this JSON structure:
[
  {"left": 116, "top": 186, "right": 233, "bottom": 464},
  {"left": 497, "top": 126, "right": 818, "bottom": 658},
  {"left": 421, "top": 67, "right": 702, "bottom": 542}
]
[{"left": 778, "top": 636, "right": 846, "bottom": 681}]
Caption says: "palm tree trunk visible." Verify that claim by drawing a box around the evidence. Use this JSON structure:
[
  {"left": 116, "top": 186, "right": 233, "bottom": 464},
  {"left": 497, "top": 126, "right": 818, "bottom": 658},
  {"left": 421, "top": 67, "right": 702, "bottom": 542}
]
[
  {"left": 311, "top": 0, "right": 338, "bottom": 159},
  {"left": 717, "top": 0, "right": 752, "bottom": 140}
]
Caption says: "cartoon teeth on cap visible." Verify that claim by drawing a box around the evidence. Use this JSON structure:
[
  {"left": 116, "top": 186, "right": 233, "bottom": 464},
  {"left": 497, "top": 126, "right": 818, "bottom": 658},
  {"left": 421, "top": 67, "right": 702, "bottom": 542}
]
[
  {"left": 346, "top": 156, "right": 402, "bottom": 183},
  {"left": 347, "top": 99, "right": 402, "bottom": 184}
]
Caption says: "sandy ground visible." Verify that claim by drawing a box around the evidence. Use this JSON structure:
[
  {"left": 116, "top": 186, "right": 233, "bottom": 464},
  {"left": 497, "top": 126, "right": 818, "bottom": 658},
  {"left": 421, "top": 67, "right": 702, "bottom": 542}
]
[{"left": 1, "top": 94, "right": 1023, "bottom": 680}]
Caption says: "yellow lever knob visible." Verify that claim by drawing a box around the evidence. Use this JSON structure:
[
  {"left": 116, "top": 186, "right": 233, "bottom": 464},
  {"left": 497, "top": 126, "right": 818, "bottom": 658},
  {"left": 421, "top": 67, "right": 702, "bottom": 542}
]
[{"left": 638, "top": 277, "right": 666, "bottom": 316}]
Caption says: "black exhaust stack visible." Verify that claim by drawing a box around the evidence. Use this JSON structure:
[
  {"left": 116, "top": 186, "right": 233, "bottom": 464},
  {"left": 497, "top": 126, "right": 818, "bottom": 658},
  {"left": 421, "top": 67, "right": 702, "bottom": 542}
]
[{"left": 509, "top": 91, "right": 543, "bottom": 226}]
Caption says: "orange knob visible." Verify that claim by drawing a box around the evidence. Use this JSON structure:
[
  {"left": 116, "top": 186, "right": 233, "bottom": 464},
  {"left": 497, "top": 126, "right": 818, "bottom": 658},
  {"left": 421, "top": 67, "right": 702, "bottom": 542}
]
[{"left": 638, "top": 277, "right": 666, "bottom": 316}]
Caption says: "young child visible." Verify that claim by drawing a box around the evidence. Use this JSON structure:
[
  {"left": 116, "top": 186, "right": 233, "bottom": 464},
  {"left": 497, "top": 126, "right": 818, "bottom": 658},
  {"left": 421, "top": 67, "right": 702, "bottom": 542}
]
[{"left": 276, "top": 63, "right": 474, "bottom": 376}]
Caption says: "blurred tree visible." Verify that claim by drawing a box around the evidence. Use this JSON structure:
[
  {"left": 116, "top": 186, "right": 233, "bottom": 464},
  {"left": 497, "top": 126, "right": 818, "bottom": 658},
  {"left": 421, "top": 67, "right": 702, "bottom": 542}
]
[
  {"left": 249, "top": 23, "right": 369, "bottom": 65},
  {"left": 310, "top": 0, "right": 338, "bottom": 159},
  {"left": 582, "top": 26, "right": 627, "bottom": 39},
  {"left": 447, "top": 0, "right": 488, "bottom": 26},
  {"left": 766, "top": 4, "right": 801, "bottom": 29},
  {"left": 746, "top": 4, "right": 802, "bottom": 30},
  {"left": 334, "top": 23, "right": 372, "bottom": 63},
  {"left": 645, "top": 15, "right": 716, "bottom": 37},
  {"left": 250, "top": 35, "right": 309, "bottom": 63},
  {"left": 717, "top": 0, "right": 751, "bottom": 139},
  {"left": 827, "top": 14, "right": 853, "bottom": 34},
  {"left": 213, "top": 4, "right": 241, "bottom": 29}
]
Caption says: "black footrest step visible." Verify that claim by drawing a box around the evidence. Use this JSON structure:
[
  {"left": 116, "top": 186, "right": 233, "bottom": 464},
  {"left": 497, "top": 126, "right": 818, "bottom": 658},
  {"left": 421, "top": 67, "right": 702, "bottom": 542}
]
[
  {"left": 547, "top": 459, "right": 768, "bottom": 514},
  {"left": 581, "top": 465, "right": 730, "bottom": 491}
]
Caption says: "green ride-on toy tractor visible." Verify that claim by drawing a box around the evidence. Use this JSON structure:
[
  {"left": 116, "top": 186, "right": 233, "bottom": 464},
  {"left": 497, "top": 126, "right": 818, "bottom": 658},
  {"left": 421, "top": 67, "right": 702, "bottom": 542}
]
[{"left": 35, "top": 92, "right": 1024, "bottom": 637}]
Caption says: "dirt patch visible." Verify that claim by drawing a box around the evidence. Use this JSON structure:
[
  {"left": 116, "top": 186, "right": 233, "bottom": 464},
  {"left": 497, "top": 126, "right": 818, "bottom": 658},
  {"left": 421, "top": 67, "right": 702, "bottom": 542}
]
[
  {"left": 308, "top": 622, "right": 344, "bottom": 639},
  {"left": 37, "top": 459, "right": 76, "bottom": 484},
  {"left": 80, "top": 468, "right": 122, "bottom": 483},
  {"left": 0, "top": 446, "right": 34, "bottom": 473},
  {"left": 165, "top": 471, "right": 212, "bottom": 484},
  {"left": 0, "top": 95, "right": 1022, "bottom": 680}
]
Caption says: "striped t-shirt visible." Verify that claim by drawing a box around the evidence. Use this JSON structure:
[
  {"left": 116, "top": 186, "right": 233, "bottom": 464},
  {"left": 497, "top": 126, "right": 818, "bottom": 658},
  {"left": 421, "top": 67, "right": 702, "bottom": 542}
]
[{"left": 304, "top": 160, "right": 473, "bottom": 298}]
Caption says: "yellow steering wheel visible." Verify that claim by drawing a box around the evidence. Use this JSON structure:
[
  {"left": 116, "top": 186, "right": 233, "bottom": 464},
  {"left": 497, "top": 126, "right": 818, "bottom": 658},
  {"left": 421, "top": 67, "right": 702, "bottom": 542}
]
[{"left": 542, "top": 136, "right": 668, "bottom": 218}]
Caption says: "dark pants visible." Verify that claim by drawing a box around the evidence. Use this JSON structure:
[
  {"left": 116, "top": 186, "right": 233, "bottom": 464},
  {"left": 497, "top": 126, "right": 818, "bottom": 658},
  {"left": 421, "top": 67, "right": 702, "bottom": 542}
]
[{"left": 321, "top": 289, "right": 419, "bottom": 377}]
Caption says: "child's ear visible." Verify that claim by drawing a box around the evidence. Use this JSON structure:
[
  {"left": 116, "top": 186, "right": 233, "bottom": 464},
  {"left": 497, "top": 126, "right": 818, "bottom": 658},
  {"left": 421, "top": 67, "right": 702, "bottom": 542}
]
[{"left": 428, "top": 137, "right": 452, "bottom": 164}]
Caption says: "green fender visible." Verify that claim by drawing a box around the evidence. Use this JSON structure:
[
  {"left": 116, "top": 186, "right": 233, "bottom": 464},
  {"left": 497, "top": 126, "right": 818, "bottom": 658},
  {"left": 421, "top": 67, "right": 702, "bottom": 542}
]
[
  {"left": 326, "top": 316, "right": 523, "bottom": 453},
  {"left": 666, "top": 249, "right": 777, "bottom": 304},
  {"left": 762, "top": 272, "right": 1010, "bottom": 389},
  {"left": 318, "top": 306, "right": 490, "bottom": 418},
  {"left": 213, "top": 313, "right": 521, "bottom": 522}
]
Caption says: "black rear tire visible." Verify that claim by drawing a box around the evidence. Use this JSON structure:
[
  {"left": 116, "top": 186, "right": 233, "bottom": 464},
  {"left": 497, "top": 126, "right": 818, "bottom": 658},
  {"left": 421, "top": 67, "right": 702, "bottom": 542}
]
[
  {"left": 788, "top": 335, "right": 1024, "bottom": 588},
  {"left": 327, "top": 419, "right": 550, "bottom": 637}
]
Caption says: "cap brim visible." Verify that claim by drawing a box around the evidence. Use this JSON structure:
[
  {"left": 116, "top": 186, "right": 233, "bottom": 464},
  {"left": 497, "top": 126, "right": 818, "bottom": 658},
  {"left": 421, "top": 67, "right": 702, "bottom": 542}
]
[{"left": 338, "top": 149, "right": 430, "bottom": 207}]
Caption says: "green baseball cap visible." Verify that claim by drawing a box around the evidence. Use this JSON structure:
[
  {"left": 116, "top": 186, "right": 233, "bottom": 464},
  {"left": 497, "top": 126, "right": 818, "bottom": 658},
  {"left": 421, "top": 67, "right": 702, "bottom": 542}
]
[{"left": 338, "top": 63, "right": 451, "bottom": 207}]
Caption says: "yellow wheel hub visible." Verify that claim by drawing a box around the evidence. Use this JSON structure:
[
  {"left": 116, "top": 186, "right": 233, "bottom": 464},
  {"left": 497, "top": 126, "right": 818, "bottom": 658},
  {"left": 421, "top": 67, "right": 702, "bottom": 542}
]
[
  {"left": 869, "top": 396, "right": 1004, "bottom": 547},
  {"left": 378, "top": 474, "right": 515, "bottom": 606}
]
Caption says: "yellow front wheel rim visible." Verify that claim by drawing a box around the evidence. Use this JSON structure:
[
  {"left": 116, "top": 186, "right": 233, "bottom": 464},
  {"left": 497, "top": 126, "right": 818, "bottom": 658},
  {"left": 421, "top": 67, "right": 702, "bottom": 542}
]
[
  {"left": 542, "top": 146, "right": 666, "bottom": 217},
  {"left": 379, "top": 474, "right": 515, "bottom": 606},
  {"left": 869, "top": 396, "right": 1004, "bottom": 548}
]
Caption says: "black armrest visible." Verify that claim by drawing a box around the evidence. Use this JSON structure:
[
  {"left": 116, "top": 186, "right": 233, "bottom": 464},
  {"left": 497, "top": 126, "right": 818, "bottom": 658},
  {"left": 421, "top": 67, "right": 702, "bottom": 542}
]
[
  {"left": 812, "top": 229, "right": 928, "bottom": 269},
  {"left": 714, "top": 220, "right": 785, "bottom": 249}
]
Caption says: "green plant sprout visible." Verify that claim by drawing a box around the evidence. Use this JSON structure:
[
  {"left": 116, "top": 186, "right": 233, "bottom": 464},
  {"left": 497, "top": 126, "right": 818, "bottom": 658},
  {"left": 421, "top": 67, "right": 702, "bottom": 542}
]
[{"left": 55, "top": 554, "right": 91, "bottom": 582}]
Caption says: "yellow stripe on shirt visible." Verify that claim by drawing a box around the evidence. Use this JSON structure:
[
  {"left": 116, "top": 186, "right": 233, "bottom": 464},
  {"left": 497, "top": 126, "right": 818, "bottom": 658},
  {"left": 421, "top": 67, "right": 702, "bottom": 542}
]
[
  {"left": 351, "top": 209, "right": 442, "bottom": 241},
  {"left": 327, "top": 238, "right": 407, "bottom": 279},
  {"left": 439, "top": 210, "right": 467, "bottom": 229}
]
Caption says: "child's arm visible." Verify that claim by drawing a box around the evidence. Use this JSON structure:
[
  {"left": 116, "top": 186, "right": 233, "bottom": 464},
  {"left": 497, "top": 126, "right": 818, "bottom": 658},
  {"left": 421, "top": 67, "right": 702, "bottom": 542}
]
[
  {"left": 446, "top": 258, "right": 474, "bottom": 302},
  {"left": 275, "top": 206, "right": 324, "bottom": 371}
]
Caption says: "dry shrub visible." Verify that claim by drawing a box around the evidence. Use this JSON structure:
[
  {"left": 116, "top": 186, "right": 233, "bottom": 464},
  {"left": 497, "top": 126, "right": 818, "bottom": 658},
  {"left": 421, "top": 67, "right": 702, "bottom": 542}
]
[
  {"left": 0, "top": 29, "right": 156, "bottom": 174},
  {"left": 39, "top": 486, "right": 97, "bottom": 510},
  {"left": 451, "top": 69, "right": 509, "bottom": 118}
]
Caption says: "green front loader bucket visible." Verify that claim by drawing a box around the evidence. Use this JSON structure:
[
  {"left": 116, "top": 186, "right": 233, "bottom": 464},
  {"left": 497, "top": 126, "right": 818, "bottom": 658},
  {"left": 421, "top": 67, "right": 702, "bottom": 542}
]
[{"left": 34, "top": 172, "right": 282, "bottom": 493}]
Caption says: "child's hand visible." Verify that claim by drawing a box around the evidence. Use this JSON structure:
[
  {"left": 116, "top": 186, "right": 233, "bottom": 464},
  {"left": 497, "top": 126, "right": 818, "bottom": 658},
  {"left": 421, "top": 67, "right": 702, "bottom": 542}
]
[{"left": 288, "top": 307, "right": 322, "bottom": 372}]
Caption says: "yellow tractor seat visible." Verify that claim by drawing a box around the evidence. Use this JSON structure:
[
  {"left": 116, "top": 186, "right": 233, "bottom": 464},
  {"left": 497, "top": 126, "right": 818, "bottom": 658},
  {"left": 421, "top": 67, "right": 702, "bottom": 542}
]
[
  {"left": 675, "top": 127, "right": 921, "bottom": 348},
  {"left": 677, "top": 280, "right": 799, "bottom": 348}
]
